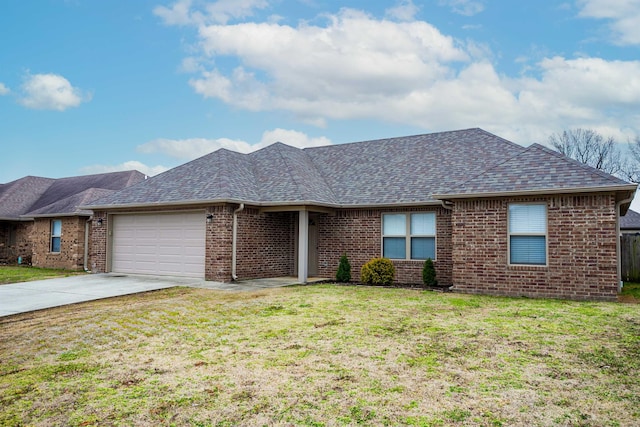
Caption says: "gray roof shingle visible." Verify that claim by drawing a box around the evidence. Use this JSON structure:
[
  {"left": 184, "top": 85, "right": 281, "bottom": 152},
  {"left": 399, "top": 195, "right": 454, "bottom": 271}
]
[
  {"left": 0, "top": 171, "right": 145, "bottom": 220},
  {"left": 435, "top": 143, "right": 631, "bottom": 197},
  {"left": 621, "top": 209, "right": 640, "bottom": 230},
  {"left": 85, "top": 128, "right": 636, "bottom": 209}
]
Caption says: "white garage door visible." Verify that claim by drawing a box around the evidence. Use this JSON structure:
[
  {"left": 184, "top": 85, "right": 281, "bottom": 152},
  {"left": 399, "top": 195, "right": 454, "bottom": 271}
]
[{"left": 111, "top": 212, "right": 205, "bottom": 278}]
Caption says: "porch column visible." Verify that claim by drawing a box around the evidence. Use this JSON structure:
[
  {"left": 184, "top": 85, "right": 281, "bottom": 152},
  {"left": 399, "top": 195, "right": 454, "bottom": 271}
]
[{"left": 298, "top": 209, "right": 309, "bottom": 283}]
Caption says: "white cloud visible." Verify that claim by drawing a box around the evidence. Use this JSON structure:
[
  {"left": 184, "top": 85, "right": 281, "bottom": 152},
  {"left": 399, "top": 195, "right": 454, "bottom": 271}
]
[
  {"left": 81, "top": 160, "right": 169, "bottom": 177},
  {"left": 154, "top": 0, "right": 268, "bottom": 25},
  {"left": 385, "top": 0, "right": 420, "bottom": 22},
  {"left": 578, "top": 0, "right": 640, "bottom": 45},
  {"left": 154, "top": 0, "right": 198, "bottom": 25},
  {"left": 438, "top": 0, "right": 485, "bottom": 16},
  {"left": 138, "top": 128, "right": 332, "bottom": 160},
  {"left": 0, "top": 83, "right": 9, "bottom": 95},
  {"left": 160, "top": 3, "right": 640, "bottom": 144},
  {"left": 18, "top": 73, "right": 89, "bottom": 111}
]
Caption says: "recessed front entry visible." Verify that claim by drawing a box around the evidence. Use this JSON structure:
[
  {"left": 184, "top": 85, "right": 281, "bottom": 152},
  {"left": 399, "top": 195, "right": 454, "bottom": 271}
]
[{"left": 111, "top": 212, "right": 205, "bottom": 278}]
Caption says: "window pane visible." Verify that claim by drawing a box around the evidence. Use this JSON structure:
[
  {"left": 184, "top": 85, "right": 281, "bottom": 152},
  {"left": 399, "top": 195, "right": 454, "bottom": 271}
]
[
  {"left": 51, "top": 237, "right": 61, "bottom": 253},
  {"left": 411, "top": 237, "right": 435, "bottom": 260},
  {"left": 383, "top": 214, "right": 406, "bottom": 235},
  {"left": 52, "top": 220, "right": 62, "bottom": 236},
  {"left": 383, "top": 237, "right": 406, "bottom": 259},
  {"left": 411, "top": 213, "right": 435, "bottom": 235},
  {"left": 510, "top": 236, "right": 546, "bottom": 265},
  {"left": 509, "top": 204, "right": 546, "bottom": 233}
]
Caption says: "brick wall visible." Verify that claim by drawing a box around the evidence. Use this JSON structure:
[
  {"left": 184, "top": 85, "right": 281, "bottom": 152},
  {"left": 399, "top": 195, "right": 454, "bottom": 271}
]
[
  {"left": 90, "top": 211, "right": 107, "bottom": 273},
  {"left": 31, "top": 217, "right": 87, "bottom": 270},
  {"left": 235, "top": 208, "right": 295, "bottom": 279},
  {"left": 205, "top": 205, "right": 233, "bottom": 281},
  {"left": 0, "top": 221, "right": 33, "bottom": 264},
  {"left": 451, "top": 194, "right": 619, "bottom": 301},
  {"left": 316, "top": 206, "right": 453, "bottom": 285}
]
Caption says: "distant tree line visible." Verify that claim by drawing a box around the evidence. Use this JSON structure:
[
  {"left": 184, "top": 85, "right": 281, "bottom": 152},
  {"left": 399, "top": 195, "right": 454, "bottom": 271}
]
[{"left": 548, "top": 128, "right": 640, "bottom": 183}]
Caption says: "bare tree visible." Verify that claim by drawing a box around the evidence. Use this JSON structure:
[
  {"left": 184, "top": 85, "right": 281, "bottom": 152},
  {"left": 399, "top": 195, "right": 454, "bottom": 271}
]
[
  {"left": 626, "top": 137, "right": 640, "bottom": 183},
  {"left": 549, "top": 128, "right": 623, "bottom": 176}
]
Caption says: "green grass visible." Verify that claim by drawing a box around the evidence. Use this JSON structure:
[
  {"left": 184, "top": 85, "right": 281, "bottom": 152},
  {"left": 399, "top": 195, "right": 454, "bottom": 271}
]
[
  {"left": 1, "top": 284, "right": 639, "bottom": 426},
  {"left": 0, "top": 266, "right": 85, "bottom": 285},
  {"left": 622, "top": 282, "right": 640, "bottom": 301}
]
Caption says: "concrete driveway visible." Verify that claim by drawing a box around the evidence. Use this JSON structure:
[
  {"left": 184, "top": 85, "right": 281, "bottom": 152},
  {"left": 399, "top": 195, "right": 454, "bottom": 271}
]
[
  {"left": 0, "top": 274, "right": 204, "bottom": 317},
  {"left": 0, "top": 274, "right": 322, "bottom": 317}
]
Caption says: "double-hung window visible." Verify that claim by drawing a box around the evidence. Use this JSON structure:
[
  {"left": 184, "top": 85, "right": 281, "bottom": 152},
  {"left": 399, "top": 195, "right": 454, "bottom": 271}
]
[
  {"left": 508, "top": 204, "right": 546, "bottom": 265},
  {"left": 382, "top": 213, "right": 436, "bottom": 260},
  {"left": 51, "top": 219, "right": 62, "bottom": 253}
]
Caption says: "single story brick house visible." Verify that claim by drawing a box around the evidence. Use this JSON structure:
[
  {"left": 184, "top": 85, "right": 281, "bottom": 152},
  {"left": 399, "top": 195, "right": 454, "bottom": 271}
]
[
  {"left": 84, "top": 128, "right": 637, "bottom": 301},
  {"left": 0, "top": 171, "right": 145, "bottom": 269}
]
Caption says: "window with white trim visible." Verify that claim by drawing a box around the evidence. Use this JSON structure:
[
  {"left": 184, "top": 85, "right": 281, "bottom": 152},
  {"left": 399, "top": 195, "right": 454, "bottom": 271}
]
[
  {"left": 51, "top": 219, "right": 61, "bottom": 253},
  {"left": 508, "top": 203, "right": 546, "bottom": 265},
  {"left": 382, "top": 212, "right": 436, "bottom": 260}
]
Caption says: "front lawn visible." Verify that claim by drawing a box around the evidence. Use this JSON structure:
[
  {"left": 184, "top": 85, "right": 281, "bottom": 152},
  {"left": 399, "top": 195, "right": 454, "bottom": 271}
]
[
  {"left": 0, "top": 266, "right": 85, "bottom": 285},
  {"left": 1, "top": 285, "right": 639, "bottom": 426}
]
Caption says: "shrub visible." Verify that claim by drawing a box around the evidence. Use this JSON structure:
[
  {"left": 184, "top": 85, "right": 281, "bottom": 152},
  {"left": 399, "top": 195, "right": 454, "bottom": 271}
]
[
  {"left": 336, "top": 253, "right": 351, "bottom": 282},
  {"left": 361, "top": 258, "right": 395, "bottom": 286},
  {"left": 422, "top": 258, "right": 437, "bottom": 286}
]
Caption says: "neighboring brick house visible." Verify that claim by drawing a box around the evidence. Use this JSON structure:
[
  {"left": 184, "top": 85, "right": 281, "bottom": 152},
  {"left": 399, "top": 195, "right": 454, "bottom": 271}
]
[
  {"left": 0, "top": 171, "right": 145, "bottom": 270},
  {"left": 84, "top": 128, "right": 637, "bottom": 301}
]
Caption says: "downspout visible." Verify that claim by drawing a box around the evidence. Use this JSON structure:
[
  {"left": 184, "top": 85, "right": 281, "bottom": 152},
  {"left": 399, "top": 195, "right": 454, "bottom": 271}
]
[
  {"left": 231, "top": 203, "right": 245, "bottom": 281},
  {"left": 616, "top": 194, "right": 635, "bottom": 291},
  {"left": 83, "top": 217, "right": 92, "bottom": 273},
  {"left": 440, "top": 200, "right": 453, "bottom": 210}
]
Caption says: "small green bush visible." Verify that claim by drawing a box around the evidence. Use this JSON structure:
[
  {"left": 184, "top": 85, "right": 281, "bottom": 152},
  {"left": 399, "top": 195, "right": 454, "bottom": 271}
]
[
  {"left": 336, "top": 253, "right": 351, "bottom": 282},
  {"left": 422, "top": 258, "right": 437, "bottom": 286},
  {"left": 361, "top": 258, "right": 395, "bottom": 286}
]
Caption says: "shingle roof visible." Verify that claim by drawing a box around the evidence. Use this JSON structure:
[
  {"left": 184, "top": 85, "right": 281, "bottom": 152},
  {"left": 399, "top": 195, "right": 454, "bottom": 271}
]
[
  {"left": 85, "top": 128, "right": 636, "bottom": 209},
  {"left": 0, "top": 176, "right": 56, "bottom": 220},
  {"left": 621, "top": 209, "right": 640, "bottom": 229},
  {"left": 435, "top": 143, "right": 631, "bottom": 197},
  {"left": 0, "top": 171, "right": 145, "bottom": 220}
]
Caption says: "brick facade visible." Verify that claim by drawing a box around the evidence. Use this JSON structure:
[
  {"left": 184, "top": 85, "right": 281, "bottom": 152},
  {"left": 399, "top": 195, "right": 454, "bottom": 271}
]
[
  {"left": 31, "top": 217, "right": 88, "bottom": 270},
  {"left": 0, "top": 221, "right": 33, "bottom": 264},
  {"left": 316, "top": 206, "right": 452, "bottom": 285},
  {"left": 89, "top": 196, "right": 621, "bottom": 300},
  {"left": 451, "top": 194, "right": 619, "bottom": 301}
]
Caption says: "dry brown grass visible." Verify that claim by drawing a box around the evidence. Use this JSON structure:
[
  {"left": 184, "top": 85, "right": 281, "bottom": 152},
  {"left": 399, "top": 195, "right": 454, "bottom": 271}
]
[{"left": 1, "top": 284, "right": 639, "bottom": 426}]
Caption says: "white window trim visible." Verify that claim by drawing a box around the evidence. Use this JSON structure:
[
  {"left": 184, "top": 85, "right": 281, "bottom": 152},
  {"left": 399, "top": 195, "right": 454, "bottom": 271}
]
[
  {"left": 51, "top": 219, "right": 62, "bottom": 253},
  {"left": 381, "top": 212, "right": 437, "bottom": 261},
  {"left": 507, "top": 203, "right": 548, "bottom": 267}
]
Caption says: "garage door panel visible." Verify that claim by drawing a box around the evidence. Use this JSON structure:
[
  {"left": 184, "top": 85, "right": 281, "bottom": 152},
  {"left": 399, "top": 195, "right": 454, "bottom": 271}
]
[{"left": 112, "top": 212, "right": 205, "bottom": 278}]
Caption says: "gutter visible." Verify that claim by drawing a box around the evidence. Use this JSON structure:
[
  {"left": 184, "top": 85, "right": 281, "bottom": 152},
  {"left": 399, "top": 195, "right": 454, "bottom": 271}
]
[
  {"left": 616, "top": 193, "right": 636, "bottom": 291},
  {"left": 231, "top": 203, "right": 245, "bottom": 281},
  {"left": 432, "top": 184, "right": 638, "bottom": 200}
]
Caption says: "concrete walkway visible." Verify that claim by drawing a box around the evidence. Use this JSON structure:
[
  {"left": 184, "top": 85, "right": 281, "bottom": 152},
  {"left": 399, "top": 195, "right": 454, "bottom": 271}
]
[{"left": 0, "top": 274, "right": 328, "bottom": 317}]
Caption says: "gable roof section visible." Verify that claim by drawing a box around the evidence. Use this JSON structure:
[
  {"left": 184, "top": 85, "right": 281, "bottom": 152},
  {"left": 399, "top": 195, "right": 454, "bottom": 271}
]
[
  {"left": 84, "top": 128, "right": 636, "bottom": 210},
  {"left": 0, "top": 171, "right": 145, "bottom": 220},
  {"left": 304, "top": 128, "right": 525, "bottom": 205},
  {"left": 621, "top": 209, "right": 640, "bottom": 230},
  {"left": 0, "top": 176, "right": 56, "bottom": 220},
  {"left": 87, "top": 128, "right": 527, "bottom": 208},
  {"left": 433, "top": 143, "right": 635, "bottom": 199}
]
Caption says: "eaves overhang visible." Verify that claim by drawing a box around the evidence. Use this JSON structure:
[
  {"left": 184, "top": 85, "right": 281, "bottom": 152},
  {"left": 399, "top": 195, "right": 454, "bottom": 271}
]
[
  {"left": 81, "top": 198, "right": 444, "bottom": 212},
  {"left": 432, "top": 184, "right": 638, "bottom": 200}
]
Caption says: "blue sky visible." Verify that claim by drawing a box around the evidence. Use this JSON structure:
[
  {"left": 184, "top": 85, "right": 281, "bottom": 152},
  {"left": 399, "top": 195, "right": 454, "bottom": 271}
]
[{"left": 1, "top": 0, "right": 639, "bottom": 208}]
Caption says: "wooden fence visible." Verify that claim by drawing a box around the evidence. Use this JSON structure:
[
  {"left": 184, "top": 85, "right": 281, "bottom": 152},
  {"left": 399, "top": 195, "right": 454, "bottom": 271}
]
[{"left": 621, "top": 234, "right": 640, "bottom": 282}]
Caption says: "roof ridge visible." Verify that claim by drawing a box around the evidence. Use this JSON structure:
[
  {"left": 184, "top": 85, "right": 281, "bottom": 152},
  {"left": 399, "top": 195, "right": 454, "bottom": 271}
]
[{"left": 303, "top": 127, "right": 486, "bottom": 152}]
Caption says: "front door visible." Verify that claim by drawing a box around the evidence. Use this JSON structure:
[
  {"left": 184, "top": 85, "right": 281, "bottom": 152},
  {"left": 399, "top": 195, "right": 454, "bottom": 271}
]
[{"left": 308, "top": 216, "right": 319, "bottom": 276}]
